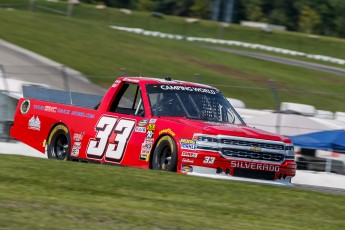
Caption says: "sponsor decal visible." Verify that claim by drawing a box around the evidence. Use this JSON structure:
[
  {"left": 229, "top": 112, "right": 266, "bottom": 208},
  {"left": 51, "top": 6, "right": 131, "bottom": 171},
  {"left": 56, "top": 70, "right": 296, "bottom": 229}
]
[
  {"left": 138, "top": 119, "right": 148, "bottom": 127},
  {"left": 141, "top": 145, "right": 150, "bottom": 152},
  {"left": 250, "top": 146, "right": 262, "bottom": 152},
  {"left": 180, "top": 139, "right": 195, "bottom": 144},
  {"left": 73, "top": 132, "right": 84, "bottom": 142},
  {"left": 181, "top": 164, "right": 193, "bottom": 173},
  {"left": 28, "top": 116, "right": 41, "bottom": 131},
  {"left": 57, "top": 108, "right": 70, "bottom": 115},
  {"left": 20, "top": 100, "right": 30, "bottom": 114},
  {"left": 73, "top": 142, "right": 82, "bottom": 147},
  {"left": 141, "top": 140, "right": 153, "bottom": 150},
  {"left": 147, "top": 124, "right": 156, "bottom": 131},
  {"left": 135, "top": 126, "right": 146, "bottom": 133},
  {"left": 44, "top": 106, "right": 57, "bottom": 113},
  {"left": 71, "top": 142, "right": 81, "bottom": 156},
  {"left": 123, "top": 78, "right": 139, "bottom": 83},
  {"left": 71, "top": 111, "right": 95, "bottom": 119},
  {"left": 231, "top": 161, "right": 280, "bottom": 172},
  {"left": 34, "top": 105, "right": 44, "bottom": 111},
  {"left": 182, "top": 158, "right": 194, "bottom": 164},
  {"left": 34, "top": 105, "right": 60, "bottom": 114},
  {"left": 141, "top": 145, "right": 150, "bottom": 151},
  {"left": 158, "top": 128, "right": 175, "bottom": 136},
  {"left": 149, "top": 119, "right": 157, "bottom": 124},
  {"left": 146, "top": 130, "right": 154, "bottom": 138},
  {"left": 180, "top": 138, "right": 196, "bottom": 150},
  {"left": 181, "top": 151, "right": 198, "bottom": 158},
  {"left": 72, "top": 132, "right": 84, "bottom": 157},
  {"left": 112, "top": 80, "right": 121, "bottom": 87},
  {"left": 203, "top": 156, "right": 215, "bottom": 164},
  {"left": 139, "top": 137, "right": 154, "bottom": 161},
  {"left": 144, "top": 142, "right": 152, "bottom": 149},
  {"left": 160, "top": 85, "right": 217, "bottom": 94},
  {"left": 145, "top": 138, "right": 154, "bottom": 143},
  {"left": 140, "top": 142, "right": 152, "bottom": 161},
  {"left": 34, "top": 105, "right": 70, "bottom": 115},
  {"left": 140, "top": 149, "right": 150, "bottom": 161}
]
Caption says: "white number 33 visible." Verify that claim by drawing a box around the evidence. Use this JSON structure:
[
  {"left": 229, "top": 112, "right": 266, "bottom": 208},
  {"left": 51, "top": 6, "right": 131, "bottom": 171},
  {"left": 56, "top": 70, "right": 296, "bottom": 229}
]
[
  {"left": 86, "top": 116, "right": 135, "bottom": 162},
  {"left": 203, "top": 156, "right": 215, "bottom": 164}
]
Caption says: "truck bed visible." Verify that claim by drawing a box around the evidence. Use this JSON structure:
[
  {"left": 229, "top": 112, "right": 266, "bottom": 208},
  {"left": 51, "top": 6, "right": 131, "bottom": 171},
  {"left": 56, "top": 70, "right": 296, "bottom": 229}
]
[{"left": 23, "top": 85, "right": 103, "bottom": 109}]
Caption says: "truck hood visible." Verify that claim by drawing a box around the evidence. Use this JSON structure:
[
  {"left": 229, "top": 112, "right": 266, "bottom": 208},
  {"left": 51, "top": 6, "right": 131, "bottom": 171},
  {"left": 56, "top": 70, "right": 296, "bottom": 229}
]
[{"left": 160, "top": 117, "right": 290, "bottom": 143}]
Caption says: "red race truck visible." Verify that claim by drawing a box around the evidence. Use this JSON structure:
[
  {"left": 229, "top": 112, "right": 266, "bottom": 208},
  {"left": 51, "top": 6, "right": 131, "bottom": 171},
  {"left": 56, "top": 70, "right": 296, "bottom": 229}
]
[{"left": 11, "top": 77, "right": 296, "bottom": 184}]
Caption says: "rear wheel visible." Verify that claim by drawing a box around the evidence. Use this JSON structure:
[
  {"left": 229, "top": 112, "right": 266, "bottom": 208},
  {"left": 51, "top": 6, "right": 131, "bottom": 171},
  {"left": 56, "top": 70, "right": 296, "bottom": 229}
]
[
  {"left": 47, "top": 125, "right": 71, "bottom": 160},
  {"left": 152, "top": 136, "right": 177, "bottom": 171}
]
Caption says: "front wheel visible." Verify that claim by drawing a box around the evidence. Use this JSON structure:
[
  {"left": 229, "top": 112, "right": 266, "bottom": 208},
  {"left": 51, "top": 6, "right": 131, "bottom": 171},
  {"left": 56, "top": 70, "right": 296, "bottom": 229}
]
[
  {"left": 47, "top": 124, "right": 71, "bottom": 160},
  {"left": 152, "top": 136, "right": 177, "bottom": 171}
]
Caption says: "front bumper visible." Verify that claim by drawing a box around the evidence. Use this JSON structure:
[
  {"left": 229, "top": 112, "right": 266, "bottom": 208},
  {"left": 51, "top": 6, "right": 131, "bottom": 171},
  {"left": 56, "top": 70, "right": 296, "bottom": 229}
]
[
  {"left": 178, "top": 159, "right": 296, "bottom": 185},
  {"left": 185, "top": 166, "right": 293, "bottom": 186},
  {"left": 178, "top": 134, "right": 296, "bottom": 184}
]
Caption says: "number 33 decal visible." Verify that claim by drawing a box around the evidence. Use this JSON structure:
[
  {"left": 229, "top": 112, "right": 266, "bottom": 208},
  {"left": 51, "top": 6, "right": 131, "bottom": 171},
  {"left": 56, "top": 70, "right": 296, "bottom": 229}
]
[{"left": 87, "top": 116, "right": 135, "bottom": 162}]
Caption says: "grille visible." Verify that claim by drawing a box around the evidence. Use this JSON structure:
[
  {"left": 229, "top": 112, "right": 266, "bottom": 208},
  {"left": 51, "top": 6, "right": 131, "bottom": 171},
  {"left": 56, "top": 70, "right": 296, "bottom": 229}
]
[
  {"left": 222, "top": 148, "right": 284, "bottom": 162},
  {"left": 220, "top": 139, "right": 284, "bottom": 150},
  {"left": 233, "top": 168, "right": 276, "bottom": 180}
]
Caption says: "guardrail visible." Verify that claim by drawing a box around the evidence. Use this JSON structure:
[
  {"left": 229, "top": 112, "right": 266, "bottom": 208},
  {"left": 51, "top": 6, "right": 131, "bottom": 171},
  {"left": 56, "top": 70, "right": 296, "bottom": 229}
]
[
  {"left": 0, "top": 120, "right": 13, "bottom": 142},
  {"left": 296, "top": 158, "right": 345, "bottom": 175}
]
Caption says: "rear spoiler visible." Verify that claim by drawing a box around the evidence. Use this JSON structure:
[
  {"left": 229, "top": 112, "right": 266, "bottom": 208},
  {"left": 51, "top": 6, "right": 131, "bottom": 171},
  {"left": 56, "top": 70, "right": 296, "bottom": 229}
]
[{"left": 23, "top": 85, "right": 103, "bottom": 109}]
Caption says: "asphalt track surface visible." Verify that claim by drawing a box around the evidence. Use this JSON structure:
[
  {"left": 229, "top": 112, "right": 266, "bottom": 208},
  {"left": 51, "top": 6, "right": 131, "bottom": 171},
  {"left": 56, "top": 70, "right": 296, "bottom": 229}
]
[
  {"left": 198, "top": 45, "right": 345, "bottom": 76},
  {"left": 294, "top": 184, "right": 345, "bottom": 195},
  {"left": 0, "top": 40, "right": 106, "bottom": 95},
  {"left": 0, "top": 40, "right": 344, "bottom": 195}
]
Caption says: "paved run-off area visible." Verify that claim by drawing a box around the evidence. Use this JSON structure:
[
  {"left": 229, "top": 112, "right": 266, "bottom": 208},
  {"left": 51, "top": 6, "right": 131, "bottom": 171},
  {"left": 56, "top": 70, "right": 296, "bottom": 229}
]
[{"left": 0, "top": 39, "right": 106, "bottom": 95}]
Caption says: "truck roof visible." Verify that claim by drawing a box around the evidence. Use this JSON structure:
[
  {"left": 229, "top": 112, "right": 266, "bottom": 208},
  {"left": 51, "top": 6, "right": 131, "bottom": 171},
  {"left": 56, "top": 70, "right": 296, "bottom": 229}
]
[{"left": 118, "top": 76, "right": 217, "bottom": 90}]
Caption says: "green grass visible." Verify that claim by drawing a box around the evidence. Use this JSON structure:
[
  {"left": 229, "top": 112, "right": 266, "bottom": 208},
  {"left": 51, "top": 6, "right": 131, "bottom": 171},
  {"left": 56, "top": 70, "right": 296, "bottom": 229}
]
[
  {"left": 207, "top": 44, "right": 345, "bottom": 70},
  {"left": 2, "top": 1, "right": 345, "bottom": 59},
  {"left": 21, "top": 0, "right": 345, "bottom": 60},
  {"left": 0, "top": 4, "right": 345, "bottom": 111},
  {"left": 0, "top": 155, "right": 344, "bottom": 229}
]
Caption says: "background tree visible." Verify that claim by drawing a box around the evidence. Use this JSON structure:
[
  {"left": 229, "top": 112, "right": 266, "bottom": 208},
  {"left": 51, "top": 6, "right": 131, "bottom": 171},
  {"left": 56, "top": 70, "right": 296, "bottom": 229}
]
[
  {"left": 265, "top": 0, "right": 299, "bottom": 31},
  {"left": 329, "top": 0, "right": 345, "bottom": 37},
  {"left": 103, "top": 0, "right": 137, "bottom": 8},
  {"left": 75, "top": 0, "right": 345, "bottom": 38},
  {"left": 242, "top": 0, "right": 267, "bottom": 22},
  {"left": 156, "top": 0, "right": 197, "bottom": 17},
  {"left": 298, "top": 6, "right": 320, "bottom": 34},
  {"left": 190, "top": 0, "right": 211, "bottom": 18},
  {"left": 137, "top": 0, "right": 155, "bottom": 11}
]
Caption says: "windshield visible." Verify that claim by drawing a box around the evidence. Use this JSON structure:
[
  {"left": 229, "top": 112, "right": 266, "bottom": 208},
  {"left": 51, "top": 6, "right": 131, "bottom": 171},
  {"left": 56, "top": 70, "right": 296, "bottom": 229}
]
[{"left": 146, "top": 84, "right": 245, "bottom": 124}]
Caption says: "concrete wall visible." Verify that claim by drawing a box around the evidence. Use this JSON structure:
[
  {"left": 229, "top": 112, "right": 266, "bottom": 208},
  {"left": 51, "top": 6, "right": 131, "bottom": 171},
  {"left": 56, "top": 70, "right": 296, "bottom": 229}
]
[{"left": 0, "top": 92, "right": 18, "bottom": 137}]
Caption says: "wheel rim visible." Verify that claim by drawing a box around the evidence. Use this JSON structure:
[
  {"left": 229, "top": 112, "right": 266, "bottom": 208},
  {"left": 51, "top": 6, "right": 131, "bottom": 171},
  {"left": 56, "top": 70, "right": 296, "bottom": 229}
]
[
  {"left": 159, "top": 146, "right": 172, "bottom": 171},
  {"left": 53, "top": 134, "right": 69, "bottom": 160}
]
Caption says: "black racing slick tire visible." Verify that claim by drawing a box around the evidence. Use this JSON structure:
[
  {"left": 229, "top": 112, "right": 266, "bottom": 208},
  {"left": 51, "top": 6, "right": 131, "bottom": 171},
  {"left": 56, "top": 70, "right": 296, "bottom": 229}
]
[
  {"left": 152, "top": 136, "right": 177, "bottom": 171},
  {"left": 47, "top": 125, "right": 71, "bottom": 160}
]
